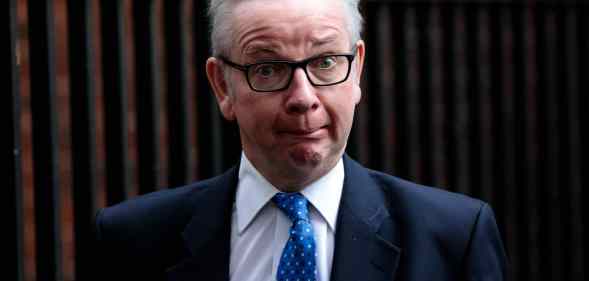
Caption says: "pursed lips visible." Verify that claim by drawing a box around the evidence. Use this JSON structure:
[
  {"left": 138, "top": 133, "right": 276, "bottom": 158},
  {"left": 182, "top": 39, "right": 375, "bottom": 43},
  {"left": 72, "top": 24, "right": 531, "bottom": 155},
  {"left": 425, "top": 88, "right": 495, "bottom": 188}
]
[{"left": 277, "top": 125, "right": 329, "bottom": 138}]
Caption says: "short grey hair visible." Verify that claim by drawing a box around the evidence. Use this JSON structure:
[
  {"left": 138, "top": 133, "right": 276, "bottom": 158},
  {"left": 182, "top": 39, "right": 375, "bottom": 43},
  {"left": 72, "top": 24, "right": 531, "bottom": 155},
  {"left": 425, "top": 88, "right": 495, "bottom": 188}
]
[{"left": 207, "top": 0, "right": 364, "bottom": 57}]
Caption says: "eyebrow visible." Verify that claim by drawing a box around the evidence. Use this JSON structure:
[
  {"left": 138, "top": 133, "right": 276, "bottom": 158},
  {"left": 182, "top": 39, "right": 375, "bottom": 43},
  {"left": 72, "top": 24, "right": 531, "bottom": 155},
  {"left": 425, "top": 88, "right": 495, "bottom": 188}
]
[
  {"left": 244, "top": 46, "right": 280, "bottom": 58},
  {"left": 242, "top": 33, "right": 343, "bottom": 60},
  {"left": 309, "top": 34, "right": 339, "bottom": 48}
]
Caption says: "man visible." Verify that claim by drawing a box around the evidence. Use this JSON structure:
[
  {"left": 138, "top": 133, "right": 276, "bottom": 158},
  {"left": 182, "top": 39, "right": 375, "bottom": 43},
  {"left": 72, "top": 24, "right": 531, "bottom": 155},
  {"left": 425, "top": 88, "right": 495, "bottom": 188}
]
[{"left": 93, "top": 0, "right": 507, "bottom": 280}]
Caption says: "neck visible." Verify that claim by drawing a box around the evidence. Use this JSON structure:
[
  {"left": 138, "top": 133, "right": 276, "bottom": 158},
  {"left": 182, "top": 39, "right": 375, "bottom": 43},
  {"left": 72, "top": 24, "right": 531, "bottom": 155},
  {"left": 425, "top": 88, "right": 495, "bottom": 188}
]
[{"left": 243, "top": 151, "right": 341, "bottom": 192}]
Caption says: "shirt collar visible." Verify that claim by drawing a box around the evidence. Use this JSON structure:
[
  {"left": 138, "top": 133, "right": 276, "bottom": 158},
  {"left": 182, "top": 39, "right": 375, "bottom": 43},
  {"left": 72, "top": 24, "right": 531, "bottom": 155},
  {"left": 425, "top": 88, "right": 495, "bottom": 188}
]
[{"left": 235, "top": 153, "right": 344, "bottom": 234}]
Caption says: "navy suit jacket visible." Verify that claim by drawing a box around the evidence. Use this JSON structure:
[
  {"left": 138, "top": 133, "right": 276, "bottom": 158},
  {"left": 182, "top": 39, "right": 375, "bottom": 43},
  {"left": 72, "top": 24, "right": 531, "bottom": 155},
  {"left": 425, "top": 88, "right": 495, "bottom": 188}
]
[{"left": 93, "top": 156, "right": 507, "bottom": 281}]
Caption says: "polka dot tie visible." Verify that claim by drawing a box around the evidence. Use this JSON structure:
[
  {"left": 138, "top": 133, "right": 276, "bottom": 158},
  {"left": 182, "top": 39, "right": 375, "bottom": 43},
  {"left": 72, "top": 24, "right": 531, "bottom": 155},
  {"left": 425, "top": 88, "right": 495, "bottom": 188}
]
[{"left": 272, "top": 192, "right": 317, "bottom": 281}]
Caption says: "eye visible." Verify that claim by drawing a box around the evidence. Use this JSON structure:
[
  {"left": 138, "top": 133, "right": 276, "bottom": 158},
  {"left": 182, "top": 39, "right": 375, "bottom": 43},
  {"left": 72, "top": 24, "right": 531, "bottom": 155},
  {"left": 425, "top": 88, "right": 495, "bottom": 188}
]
[
  {"left": 253, "top": 64, "right": 279, "bottom": 78},
  {"left": 315, "top": 56, "right": 337, "bottom": 69}
]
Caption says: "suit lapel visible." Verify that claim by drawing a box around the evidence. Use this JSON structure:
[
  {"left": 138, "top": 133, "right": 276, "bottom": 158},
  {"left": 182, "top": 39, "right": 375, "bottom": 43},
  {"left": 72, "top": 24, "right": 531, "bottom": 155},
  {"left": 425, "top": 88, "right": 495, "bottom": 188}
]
[
  {"left": 330, "top": 156, "right": 402, "bottom": 281},
  {"left": 166, "top": 167, "right": 239, "bottom": 281}
]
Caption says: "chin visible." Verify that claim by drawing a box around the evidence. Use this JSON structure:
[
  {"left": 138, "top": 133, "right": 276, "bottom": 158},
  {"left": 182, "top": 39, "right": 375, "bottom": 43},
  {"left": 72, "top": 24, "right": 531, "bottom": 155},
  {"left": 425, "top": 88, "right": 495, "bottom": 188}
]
[{"left": 287, "top": 145, "right": 324, "bottom": 167}]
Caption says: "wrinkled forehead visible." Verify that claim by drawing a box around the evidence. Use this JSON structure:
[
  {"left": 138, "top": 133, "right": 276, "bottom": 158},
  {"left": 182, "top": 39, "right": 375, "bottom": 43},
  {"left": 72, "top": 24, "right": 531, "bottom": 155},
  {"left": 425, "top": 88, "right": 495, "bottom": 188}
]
[{"left": 227, "top": 0, "right": 351, "bottom": 56}]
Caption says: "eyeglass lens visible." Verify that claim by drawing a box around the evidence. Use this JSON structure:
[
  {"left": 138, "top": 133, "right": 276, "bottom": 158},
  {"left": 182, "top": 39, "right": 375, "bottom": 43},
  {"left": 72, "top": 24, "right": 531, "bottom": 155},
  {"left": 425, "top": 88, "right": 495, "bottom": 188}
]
[{"left": 247, "top": 55, "right": 350, "bottom": 91}]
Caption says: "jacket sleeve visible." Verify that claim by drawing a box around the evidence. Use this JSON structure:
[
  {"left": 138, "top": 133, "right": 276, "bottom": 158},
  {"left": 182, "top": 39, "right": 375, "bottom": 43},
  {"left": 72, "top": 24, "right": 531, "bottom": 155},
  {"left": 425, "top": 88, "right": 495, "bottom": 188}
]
[
  {"left": 89, "top": 208, "right": 118, "bottom": 281},
  {"left": 90, "top": 207, "right": 170, "bottom": 280},
  {"left": 90, "top": 208, "right": 133, "bottom": 280},
  {"left": 464, "top": 203, "right": 509, "bottom": 281}
]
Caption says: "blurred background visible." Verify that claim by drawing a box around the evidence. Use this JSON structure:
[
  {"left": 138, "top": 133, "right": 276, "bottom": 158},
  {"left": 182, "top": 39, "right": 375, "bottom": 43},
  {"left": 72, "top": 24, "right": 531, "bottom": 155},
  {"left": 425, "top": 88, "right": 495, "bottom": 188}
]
[{"left": 5, "top": 0, "right": 587, "bottom": 280}]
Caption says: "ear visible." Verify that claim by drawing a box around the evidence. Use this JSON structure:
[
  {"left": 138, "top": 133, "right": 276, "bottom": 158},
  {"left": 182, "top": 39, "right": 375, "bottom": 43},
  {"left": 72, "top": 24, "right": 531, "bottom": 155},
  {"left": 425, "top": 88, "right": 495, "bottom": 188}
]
[
  {"left": 353, "top": 40, "right": 366, "bottom": 85},
  {"left": 206, "top": 57, "right": 236, "bottom": 121},
  {"left": 351, "top": 40, "right": 365, "bottom": 105}
]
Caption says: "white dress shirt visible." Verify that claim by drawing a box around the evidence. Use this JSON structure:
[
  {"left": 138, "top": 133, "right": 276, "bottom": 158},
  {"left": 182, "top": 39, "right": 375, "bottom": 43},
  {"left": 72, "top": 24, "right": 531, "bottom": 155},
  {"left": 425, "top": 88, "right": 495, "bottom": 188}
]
[{"left": 229, "top": 153, "right": 344, "bottom": 281}]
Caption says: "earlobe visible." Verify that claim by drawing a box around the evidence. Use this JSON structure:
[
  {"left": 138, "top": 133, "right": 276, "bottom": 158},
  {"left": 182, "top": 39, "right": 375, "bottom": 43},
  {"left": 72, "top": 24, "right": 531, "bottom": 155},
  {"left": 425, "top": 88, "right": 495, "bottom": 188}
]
[{"left": 206, "top": 57, "right": 235, "bottom": 120}]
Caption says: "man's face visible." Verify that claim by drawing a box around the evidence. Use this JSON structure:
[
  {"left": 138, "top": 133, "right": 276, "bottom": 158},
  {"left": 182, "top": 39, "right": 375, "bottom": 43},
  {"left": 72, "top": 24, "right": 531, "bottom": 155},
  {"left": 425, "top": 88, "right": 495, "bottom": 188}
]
[{"left": 207, "top": 0, "right": 365, "bottom": 189}]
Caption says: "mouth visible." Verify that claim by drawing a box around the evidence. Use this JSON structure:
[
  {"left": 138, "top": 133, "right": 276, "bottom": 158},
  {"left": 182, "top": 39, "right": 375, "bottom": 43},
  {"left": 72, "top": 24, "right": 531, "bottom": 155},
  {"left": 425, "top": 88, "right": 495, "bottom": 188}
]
[{"left": 278, "top": 125, "right": 329, "bottom": 138}]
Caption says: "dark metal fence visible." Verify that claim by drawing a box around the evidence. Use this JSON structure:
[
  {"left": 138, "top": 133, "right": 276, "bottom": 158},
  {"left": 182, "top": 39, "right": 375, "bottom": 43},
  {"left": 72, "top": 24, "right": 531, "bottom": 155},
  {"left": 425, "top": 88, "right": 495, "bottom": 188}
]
[
  {"left": 6, "top": 0, "right": 587, "bottom": 280},
  {"left": 356, "top": 2, "right": 587, "bottom": 281}
]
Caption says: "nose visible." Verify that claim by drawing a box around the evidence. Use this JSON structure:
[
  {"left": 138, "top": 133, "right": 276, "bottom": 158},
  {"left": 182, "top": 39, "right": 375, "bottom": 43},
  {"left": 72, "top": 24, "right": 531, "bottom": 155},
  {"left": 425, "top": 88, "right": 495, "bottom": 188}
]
[{"left": 284, "top": 68, "right": 320, "bottom": 114}]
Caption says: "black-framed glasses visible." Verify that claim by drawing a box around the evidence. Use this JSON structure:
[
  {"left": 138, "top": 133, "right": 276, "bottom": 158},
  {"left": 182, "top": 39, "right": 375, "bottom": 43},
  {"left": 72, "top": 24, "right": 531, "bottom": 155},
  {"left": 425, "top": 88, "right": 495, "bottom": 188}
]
[{"left": 219, "top": 51, "right": 356, "bottom": 93}]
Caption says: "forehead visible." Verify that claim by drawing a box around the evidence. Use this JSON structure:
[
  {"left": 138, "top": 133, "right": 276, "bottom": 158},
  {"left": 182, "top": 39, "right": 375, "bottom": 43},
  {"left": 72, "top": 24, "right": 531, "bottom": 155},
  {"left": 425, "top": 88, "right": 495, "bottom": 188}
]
[{"left": 229, "top": 0, "right": 350, "bottom": 58}]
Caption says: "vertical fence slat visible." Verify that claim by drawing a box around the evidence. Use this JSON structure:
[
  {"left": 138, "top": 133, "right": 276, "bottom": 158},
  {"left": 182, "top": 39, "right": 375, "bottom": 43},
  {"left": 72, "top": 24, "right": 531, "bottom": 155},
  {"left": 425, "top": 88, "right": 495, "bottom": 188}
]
[
  {"left": 578, "top": 7, "right": 589, "bottom": 281},
  {"left": 164, "top": 0, "right": 193, "bottom": 187},
  {"left": 417, "top": 4, "right": 434, "bottom": 186},
  {"left": 511, "top": 8, "right": 527, "bottom": 280},
  {"left": 536, "top": 8, "right": 564, "bottom": 280},
  {"left": 100, "top": 0, "right": 131, "bottom": 204},
  {"left": 365, "top": 3, "right": 395, "bottom": 173},
  {"left": 519, "top": 6, "right": 541, "bottom": 280},
  {"left": 475, "top": 6, "right": 495, "bottom": 203},
  {"left": 133, "top": 0, "right": 163, "bottom": 194},
  {"left": 441, "top": 5, "right": 457, "bottom": 192},
  {"left": 404, "top": 6, "right": 423, "bottom": 182},
  {"left": 429, "top": 5, "right": 448, "bottom": 188},
  {"left": 6, "top": 0, "right": 24, "bottom": 279},
  {"left": 452, "top": 6, "right": 472, "bottom": 195},
  {"left": 391, "top": 4, "right": 408, "bottom": 179},
  {"left": 66, "top": 0, "right": 99, "bottom": 279},
  {"left": 193, "top": 0, "right": 222, "bottom": 178},
  {"left": 487, "top": 3, "right": 503, "bottom": 230},
  {"left": 410, "top": 4, "right": 433, "bottom": 185},
  {"left": 27, "top": 0, "right": 63, "bottom": 280},
  {"left": 464, "top": 5, "right": 482, "bottom": 199},
  {"left": 498, "top": 5, "right": 518, "bottom": 280},
  {"left": 562, "top": 7, "right": 583, "bottom": 280}
]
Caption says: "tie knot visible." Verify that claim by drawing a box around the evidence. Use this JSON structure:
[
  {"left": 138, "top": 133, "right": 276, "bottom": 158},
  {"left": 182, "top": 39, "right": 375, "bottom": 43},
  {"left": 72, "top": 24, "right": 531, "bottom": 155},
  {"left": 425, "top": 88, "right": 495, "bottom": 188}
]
[{"left": 272, "top": 192, "right": 310, "bottom": 223}]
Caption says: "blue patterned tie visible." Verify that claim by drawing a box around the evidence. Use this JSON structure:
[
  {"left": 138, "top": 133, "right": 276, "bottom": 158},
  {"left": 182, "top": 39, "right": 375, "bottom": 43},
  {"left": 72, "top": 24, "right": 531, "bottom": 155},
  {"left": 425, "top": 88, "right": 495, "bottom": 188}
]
[{"left": 273, "top": 192, "right": 317, "bottom": 281}]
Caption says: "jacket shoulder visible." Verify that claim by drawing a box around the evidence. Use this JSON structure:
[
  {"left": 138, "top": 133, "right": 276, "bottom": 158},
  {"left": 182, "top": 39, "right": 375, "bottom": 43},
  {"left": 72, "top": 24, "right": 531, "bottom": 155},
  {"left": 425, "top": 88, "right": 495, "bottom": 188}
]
[
  {"left": 365, "top": 169, "right": 489, "bottom": 241},
  {"left": 369, "top": 169, "right": 483, "bottom": 213},
  {"left": 96, "top": 183, "right": 193, "bottom": 241},
  {"left": 363, "top": 168, "right": 506, "bottom": 278},
  {"left": 95, "top": 170, "right": 234, "bottom": 243},
  {"left": 91, "top": 169, "right": 237, "bottom": 279}
]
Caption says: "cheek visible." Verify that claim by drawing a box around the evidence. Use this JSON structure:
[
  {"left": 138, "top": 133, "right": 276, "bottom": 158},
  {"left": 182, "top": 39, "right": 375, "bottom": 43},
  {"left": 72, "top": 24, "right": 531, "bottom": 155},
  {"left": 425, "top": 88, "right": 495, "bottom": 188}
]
[
  {"left": 350, "top": 83, "right": 362, "bottom": 105},
  {"left": 344, "top": 88, "right": 360, "bottom": 127},
  {"left": 325, "top": 91, "right": 358, "bottom": 133},
  {"left": 234, "top": 96, "right": 280, "bottom": 134}
]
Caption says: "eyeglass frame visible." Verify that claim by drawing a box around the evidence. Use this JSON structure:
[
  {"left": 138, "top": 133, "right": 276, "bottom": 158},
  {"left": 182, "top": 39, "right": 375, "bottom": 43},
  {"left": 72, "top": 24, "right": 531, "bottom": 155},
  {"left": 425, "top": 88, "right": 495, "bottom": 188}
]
[{"left": 217, "top": 50, "right": 357, "bottom": 93}]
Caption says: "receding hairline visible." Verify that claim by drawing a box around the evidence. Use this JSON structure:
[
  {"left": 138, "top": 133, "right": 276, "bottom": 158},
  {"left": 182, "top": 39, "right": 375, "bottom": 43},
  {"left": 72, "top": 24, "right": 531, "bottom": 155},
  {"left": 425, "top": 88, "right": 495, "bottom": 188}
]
[
  {"left": 238, "top": 24, "right": 349, "bottom": 59},
  {"left": 208, "top": 0, "right": 363, "bottom": 57}
]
